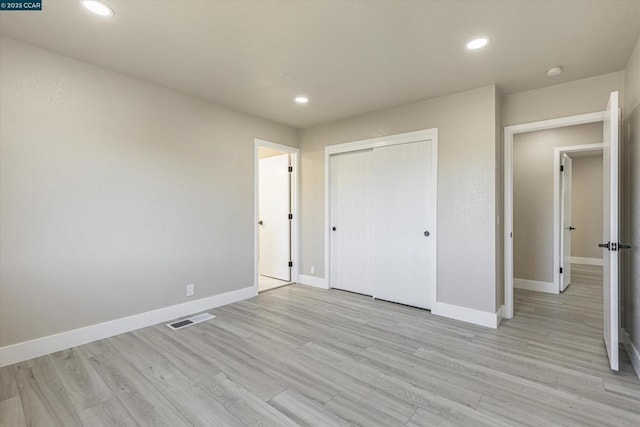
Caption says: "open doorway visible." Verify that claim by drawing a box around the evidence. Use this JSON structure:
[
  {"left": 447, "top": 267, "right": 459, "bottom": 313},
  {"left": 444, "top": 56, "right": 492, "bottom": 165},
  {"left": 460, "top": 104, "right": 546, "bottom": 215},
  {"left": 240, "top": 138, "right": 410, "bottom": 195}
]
[
  {"left": 505, "top": 91, "right": 628, "bottom": 371},
  {"left": 556, "top": 146, "right": 604, "bottom": 292},
  {"left": 255, "top": 139, "right": 299, "bottom": 293},
  {"left": 512, "top": 124, "right": 603, "bottom": 295}
]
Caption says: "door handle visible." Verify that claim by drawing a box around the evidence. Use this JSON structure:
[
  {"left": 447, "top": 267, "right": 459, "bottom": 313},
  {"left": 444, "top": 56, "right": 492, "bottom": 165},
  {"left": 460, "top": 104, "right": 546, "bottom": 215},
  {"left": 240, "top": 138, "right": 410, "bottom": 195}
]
[
  {"left": 598, "top": 242, "right": 610, "bottom": 249},
  {"left": 619, "top": 243, "right": 632, "bottom": 250},
  {"left": 258, "top": 220, "right": 264, "bottom": 225},
  {"left": 332, "top": 227, "right": 337, "bottom": 231},
  {"left": 424, "top": 231, "right": 430, "bottom": 237},
  {"left": 567, "top": 226, "right": 576, "bottom": 231}
]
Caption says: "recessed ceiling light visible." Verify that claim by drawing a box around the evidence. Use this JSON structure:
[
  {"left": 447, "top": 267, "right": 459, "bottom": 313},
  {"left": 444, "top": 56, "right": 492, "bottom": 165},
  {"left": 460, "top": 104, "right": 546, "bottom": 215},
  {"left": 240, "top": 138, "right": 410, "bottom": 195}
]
[
  {"left": 466, "top": 37, "right": 489, "bottom": 50},
  {"left": 295, "top": 96, "right": 309, "bottom": 104},
  {"left": 82, "top": 0, "right": 114, "bottom": 17},
  {"left": 546, "top": 66, "right": 563, "bottom": 77}
]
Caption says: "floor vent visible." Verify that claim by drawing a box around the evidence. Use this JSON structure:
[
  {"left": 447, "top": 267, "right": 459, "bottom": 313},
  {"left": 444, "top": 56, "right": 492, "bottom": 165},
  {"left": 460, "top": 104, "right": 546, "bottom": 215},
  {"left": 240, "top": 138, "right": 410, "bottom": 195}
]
[{"left": 166, "top": 312, "right": 215, "bottom": 330}]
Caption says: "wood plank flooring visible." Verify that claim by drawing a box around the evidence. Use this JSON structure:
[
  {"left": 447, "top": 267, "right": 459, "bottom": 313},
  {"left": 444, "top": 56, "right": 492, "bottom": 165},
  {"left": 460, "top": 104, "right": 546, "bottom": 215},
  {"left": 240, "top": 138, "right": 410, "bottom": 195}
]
[{"left": 1, "top": 264, "right": 638, "bottom": 426}]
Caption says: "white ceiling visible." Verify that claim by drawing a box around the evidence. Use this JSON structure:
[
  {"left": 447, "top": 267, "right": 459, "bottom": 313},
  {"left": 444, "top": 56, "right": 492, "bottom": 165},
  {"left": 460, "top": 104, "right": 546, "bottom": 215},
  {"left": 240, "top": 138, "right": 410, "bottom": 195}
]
[{"left": 1, "top": 0, "right": 639, "bottom": 128}]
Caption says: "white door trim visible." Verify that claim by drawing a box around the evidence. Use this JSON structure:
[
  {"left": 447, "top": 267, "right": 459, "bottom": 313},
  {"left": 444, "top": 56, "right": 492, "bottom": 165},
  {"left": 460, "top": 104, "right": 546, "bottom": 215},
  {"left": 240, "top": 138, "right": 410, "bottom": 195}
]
[
  {"left": 254, "top": 139, "right": 300, "bottom": 290},
  {"left": 553, "top": 144, "right": 603, "bottom": 294},
  {"left": 504, "top": 111, "right": 606, "bottom": 319},
  {"left": 324, "top": 129, "right": 438, "bottom": 307}
]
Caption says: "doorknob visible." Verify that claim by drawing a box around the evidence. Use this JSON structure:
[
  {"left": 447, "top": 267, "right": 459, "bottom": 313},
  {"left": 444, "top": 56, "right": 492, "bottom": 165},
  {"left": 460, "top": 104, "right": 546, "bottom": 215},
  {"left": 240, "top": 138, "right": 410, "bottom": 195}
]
[
  {"left": 598, "top": 242, "right": 631, "bottom": 251},
  {"left": 258, "top": 220, "right": 263, "bottom": 225},
  {"left": 332, "top": 227, "right": 337, "bottom": 231},
  {"left": 424, "top": 231, "right": 430, "bottom": 237}
]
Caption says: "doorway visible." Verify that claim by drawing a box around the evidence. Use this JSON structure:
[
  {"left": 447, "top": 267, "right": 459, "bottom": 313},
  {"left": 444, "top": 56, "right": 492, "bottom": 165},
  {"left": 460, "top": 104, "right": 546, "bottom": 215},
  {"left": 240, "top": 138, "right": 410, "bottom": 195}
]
[
  {"left": 555, "top": 145, "right": 604, "bottom": 293},
  {"left": 504, "top": 91, "right": 625, "bottom": 371},
  {"left": 254, "top": 139, "right": 299, "bottom": 292},
  {"left": 511, "top": 127, "right": 603, "bottom": 295}
]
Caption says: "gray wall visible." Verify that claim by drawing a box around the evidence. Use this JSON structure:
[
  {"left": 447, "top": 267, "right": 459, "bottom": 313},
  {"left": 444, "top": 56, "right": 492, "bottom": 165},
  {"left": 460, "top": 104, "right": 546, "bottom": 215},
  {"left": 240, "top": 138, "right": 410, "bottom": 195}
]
[
  {"left": 503, "top": 71, "right": 625, "bottom": 126},
  {"left": 0, "top": 38, "right": 297, "bottom": 347},
  {"left": 513, "top": 124, "right": 602, "bottom": 283},
  {"left": 622, "top": 36, "right": 640, "bottom": 360},
  {"left": 571, "top": 154, "right": 603, "bottom": 259},
  {"left": 300, "top": 86, "right": 499, "bottom": 313}
]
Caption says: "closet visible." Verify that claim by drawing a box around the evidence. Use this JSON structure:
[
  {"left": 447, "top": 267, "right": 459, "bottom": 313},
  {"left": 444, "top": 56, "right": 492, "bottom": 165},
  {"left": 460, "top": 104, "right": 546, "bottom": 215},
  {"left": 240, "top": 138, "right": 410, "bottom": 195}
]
[{"left": 328, "top": 131, "right": 437, "bottom": 309}]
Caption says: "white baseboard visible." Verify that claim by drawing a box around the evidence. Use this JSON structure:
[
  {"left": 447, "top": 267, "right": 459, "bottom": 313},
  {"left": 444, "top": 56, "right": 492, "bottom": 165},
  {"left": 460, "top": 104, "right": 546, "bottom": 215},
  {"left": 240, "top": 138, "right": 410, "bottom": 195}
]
[
  {"left": 514, "top": 278, "right": 558, "bottom": 294},
  {"left": 432, "top": 301, "right": 500, "bottom": 329},
  {"left": 622, "top": 328, "right": 640, "bottom": 379},
  {"left": 0, "top": 286, "right": 257, "bottom": 368},
  {"left": 570, "top": 257, "right": 603, "bottom": 266},
  {"left": 297, "top": 274, "right": 329, "bottom": 289}
]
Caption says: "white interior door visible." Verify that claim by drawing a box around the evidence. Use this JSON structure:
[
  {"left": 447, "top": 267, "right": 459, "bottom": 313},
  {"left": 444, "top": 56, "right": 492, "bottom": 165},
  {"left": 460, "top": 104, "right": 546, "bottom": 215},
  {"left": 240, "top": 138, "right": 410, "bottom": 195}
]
[
  {"left": 560, "top": 153, "right": 573, "bottom": 292},
  {"left": 602, "top": 91, "right": 619, "bottom": 371},
  {"left": 330, "top": 149, "right": 373, "bottom": 295},
  {"left": 259, "top": 153, "right": 291, "bottom": 281},
  {"left": 371, "top": 140, "right": 434, "bottom": 309}
]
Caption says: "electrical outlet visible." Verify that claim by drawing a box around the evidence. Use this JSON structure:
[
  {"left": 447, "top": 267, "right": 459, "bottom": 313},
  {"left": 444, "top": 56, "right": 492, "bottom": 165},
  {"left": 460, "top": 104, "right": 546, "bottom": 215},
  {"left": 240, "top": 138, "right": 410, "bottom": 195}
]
[
  {"left": 186, "top": 283, "right": 195, "bottom": 297},
  {"left": 310, "top": 266, "right": 315, "bottom": 275}
]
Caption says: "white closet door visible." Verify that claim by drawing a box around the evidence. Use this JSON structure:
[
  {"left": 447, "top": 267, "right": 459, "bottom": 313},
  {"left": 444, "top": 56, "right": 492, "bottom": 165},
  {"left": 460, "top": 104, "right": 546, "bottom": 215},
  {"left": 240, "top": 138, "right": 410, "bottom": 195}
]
[
  {"left": 259, "top": 153, "right": 291, "bottom": 281},
  {"left": 371, "top": 140, "right": 434, "bottom": 309},
  {"left": 330, "top": 149, "right": 373, "bottom": 295}
]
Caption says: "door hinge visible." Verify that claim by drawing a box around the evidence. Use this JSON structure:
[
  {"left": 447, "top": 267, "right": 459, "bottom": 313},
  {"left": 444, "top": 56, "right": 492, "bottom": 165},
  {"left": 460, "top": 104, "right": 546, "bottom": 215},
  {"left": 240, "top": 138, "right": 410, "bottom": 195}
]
[
  {"left": 560, "top": 165, "right": 564, "bottom": 172},
  {"left": 288, "top": 166, "right": 293, "bottom": 172},
  {"left": 288, "top": 261, "right": 293, "bottom": 267},
  {"left": 288, "top": 213, "right": 293, "bottom": 220},
  {"left": 560, "top": 267, "right": 563, "bottom": 274}
]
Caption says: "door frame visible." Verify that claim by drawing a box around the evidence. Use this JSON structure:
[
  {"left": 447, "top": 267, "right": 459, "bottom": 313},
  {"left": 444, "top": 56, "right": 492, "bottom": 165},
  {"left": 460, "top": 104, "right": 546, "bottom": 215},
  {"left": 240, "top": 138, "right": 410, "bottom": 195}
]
[
  {"left": 504, "top": 111, "right": 606, "bottom": 319},
  {"left": 324, "top": 129, "right": 438, "bottom": 307},
  {"left": 553, "top": 144, "right": 603, "bottom": 293},
  {"left": 254, "top": 139, "right": 300, "bottom": 291}
]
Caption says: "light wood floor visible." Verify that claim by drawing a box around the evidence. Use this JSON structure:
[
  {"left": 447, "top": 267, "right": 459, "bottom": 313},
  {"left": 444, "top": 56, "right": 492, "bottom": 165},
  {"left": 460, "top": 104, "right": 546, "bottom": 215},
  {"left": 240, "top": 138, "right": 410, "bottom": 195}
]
[{"left": 1, "top": 264, "right": 639, "bottom": 426}]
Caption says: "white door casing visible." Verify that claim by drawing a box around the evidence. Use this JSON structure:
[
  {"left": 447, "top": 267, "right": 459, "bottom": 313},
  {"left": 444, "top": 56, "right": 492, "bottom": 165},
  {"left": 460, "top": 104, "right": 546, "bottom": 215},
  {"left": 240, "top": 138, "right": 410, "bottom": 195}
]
[
  {"left": 602, "top": 91, "right": 619, "bottom": 371},
  {"left": 560, "top": 153, "right": 573, "bottom": 291},
  {"left": 259, "top": 153, "right": 291, "bottom": 281}
]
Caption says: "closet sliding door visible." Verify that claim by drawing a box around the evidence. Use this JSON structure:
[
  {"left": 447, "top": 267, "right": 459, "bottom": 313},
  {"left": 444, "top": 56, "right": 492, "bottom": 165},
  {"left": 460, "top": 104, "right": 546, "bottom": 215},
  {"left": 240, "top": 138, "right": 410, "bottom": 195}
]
[
  {"left": 329, "top": 149, "right": 374, "bottom": 295},
  {"left": 371, "top": 140, "right": 434, "bottom": 309},
  {"left": 328, "top": 130, "right": 437, "bottom": 309}
]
